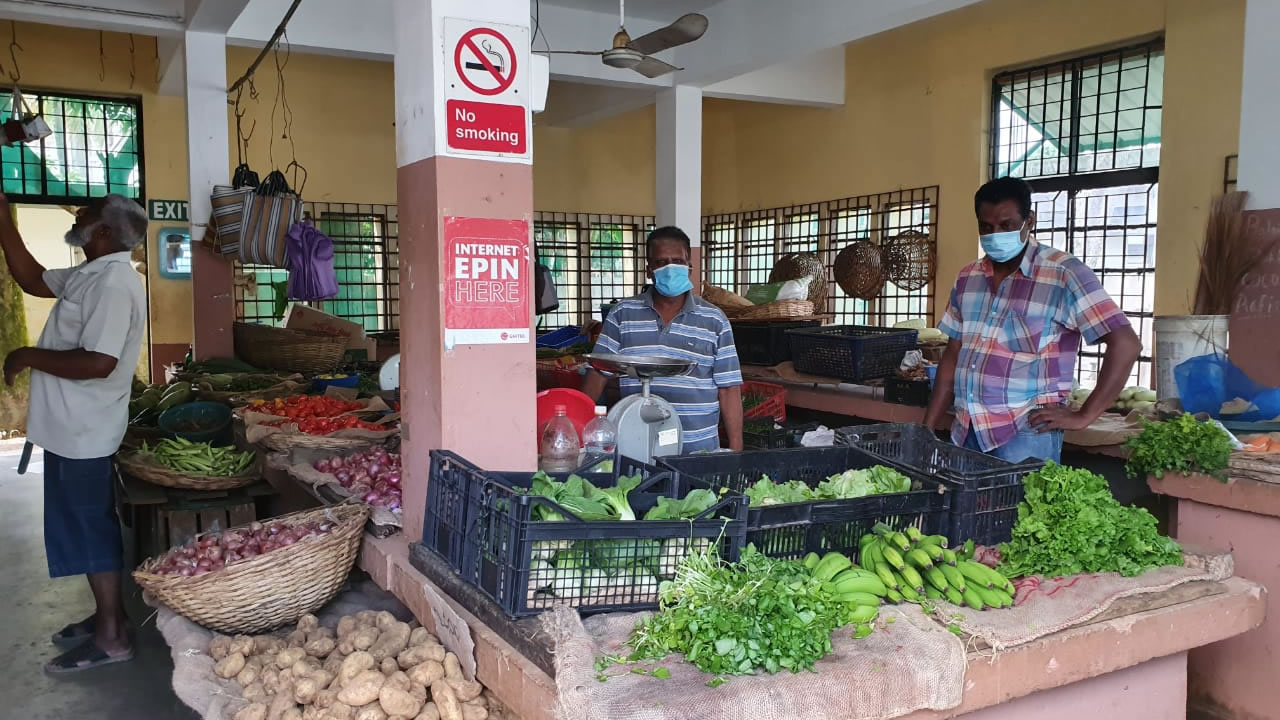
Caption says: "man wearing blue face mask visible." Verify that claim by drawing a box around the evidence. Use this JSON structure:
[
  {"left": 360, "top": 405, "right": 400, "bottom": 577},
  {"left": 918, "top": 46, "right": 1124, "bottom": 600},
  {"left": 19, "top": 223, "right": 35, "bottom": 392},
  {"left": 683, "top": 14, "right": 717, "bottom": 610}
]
[
  {"left": 922, "top": 176, "right": 1142, "bottom": 463},
  {"left": 583, "top": 226, "right": 745, "bottom": 451}
]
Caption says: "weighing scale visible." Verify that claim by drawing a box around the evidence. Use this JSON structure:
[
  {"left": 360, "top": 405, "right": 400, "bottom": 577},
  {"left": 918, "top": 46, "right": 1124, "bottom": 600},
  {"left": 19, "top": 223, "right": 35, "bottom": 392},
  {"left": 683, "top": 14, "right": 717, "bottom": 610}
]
[{"left": 585, "top": 353, "right": 692, "bottom": 463}]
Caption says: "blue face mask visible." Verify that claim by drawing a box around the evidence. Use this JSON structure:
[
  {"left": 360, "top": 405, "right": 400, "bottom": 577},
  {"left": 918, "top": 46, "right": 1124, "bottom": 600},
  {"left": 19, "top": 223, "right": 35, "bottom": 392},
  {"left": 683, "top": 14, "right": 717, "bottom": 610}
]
[
  {"left": 652, "top": 263, "right": 693, "bottom": 297},
  {"left": 979, "top": 226, "right": 1027, "bottom": 263}
]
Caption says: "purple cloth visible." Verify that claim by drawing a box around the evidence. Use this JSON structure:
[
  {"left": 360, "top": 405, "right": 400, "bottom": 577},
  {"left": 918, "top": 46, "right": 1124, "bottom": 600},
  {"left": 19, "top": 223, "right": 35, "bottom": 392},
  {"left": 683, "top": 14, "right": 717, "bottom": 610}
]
[{"left": 285, "top": 221, "right": 339, "bottom": 301}]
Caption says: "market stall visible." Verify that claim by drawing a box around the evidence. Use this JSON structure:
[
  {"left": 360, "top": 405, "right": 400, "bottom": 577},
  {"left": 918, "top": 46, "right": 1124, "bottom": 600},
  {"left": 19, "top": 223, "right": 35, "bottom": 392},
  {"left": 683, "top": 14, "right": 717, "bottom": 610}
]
[{"left": 1143, "top": 429, "right": 1280, "bottom": 720}]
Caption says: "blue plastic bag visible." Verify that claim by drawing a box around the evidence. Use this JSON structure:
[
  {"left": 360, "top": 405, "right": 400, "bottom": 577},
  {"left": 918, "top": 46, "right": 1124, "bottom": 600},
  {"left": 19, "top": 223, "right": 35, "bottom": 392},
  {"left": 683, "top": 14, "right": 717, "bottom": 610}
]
[{"left": 1175, "top": 353, "right": 1280, "bottom": 422}]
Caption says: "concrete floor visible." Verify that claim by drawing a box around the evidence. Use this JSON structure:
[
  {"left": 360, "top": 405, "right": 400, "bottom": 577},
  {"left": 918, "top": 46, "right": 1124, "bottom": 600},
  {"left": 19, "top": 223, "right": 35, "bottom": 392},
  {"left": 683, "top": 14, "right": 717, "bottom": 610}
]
[{"left": 0, "top": 446, "right": 199, "bottom": 720}]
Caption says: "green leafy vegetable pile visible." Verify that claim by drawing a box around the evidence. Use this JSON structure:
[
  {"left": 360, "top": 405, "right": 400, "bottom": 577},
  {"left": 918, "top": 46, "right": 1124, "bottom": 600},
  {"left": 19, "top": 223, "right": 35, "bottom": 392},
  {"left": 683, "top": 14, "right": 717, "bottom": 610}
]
[
  {"left": 999, "top": 462, "right": 1182, "bottom": 579},
  {"left": 743, "top": 466, "right": 912, "bottom": 507},
  {"left": 627, "top": 546, "right": 860, "bottom": 675},
  {"left": 1124, "top": 413, "right": 1233, "bottom": 481}
]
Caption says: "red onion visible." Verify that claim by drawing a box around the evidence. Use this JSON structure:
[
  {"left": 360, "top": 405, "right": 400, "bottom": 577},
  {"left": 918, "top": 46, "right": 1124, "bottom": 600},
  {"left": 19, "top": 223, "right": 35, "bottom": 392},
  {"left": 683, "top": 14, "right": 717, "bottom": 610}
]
[
  {"left": 336, "top": 471, "right": 351, "bottom": 483},
  {"left": 179, "top": 566, "right": 194, "bottom": 576},
  {"left": 386, "top": 473, "right": 401, "bottom": 486},
  {"left": 315, "top": 459, "right": 332, "bottom": 473},
  {"left": 363, "top": 491, "right": 381, "bottom": 504},
  {"left": 331, "top": 456, "right": 345, "bottom": 469},
  {"left": 367, "top": 463, "right": 381, "bottom": 476}
]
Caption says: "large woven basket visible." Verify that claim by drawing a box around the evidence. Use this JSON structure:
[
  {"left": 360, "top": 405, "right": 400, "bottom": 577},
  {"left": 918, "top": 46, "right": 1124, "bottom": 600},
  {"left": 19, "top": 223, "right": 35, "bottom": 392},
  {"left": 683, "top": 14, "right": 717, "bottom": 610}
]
[
  {"left": 702, "top": 284, "right": 753, "bottom": 313},
  {"left": 834, "top": 240, "right": 885, "bottom": 300},
  {"left": 233, "top": 322, "right": 348, "bottom": 375},
  {"left": 133, "top": 504, "right": 369, "bottom": 634},
  {"left": 116, "top": 450, "right": 260, "bottom": 491},
  {"left": 727, "top": 299, "right": 815, "bottom": 321},
  {"left": 260, "top": 431, "right": 381, "bottom": 454}
]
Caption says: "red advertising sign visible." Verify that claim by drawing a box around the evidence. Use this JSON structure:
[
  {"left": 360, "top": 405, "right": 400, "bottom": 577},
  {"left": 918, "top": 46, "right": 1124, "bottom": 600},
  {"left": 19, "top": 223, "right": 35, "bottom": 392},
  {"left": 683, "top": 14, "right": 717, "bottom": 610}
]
[
  {"left": 446, "top": 100, "right": 527, "bottom": 154},
  {"left": 444, "top": 216, "right": 531, "bottom": 346}
]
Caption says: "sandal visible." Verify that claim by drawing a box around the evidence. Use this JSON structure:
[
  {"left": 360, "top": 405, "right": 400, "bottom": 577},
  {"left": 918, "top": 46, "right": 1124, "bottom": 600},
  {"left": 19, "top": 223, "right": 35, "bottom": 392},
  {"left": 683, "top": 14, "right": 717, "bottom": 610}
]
[
  {"left": 44, "top": 639, "right": 135, "bottom": 675},
  {"left": 50, "top": 616, "right": 96, "bottom": 648}
]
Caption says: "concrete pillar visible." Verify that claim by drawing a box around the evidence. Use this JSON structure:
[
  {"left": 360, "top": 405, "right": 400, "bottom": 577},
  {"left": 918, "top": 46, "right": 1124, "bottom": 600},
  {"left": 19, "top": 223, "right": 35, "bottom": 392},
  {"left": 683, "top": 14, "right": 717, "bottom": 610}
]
[
  {"left": 656, "top": 85, "right": 703, "bottom": 256},
  {"left": 393, "top": 0, "right": 536, "bottom": 542},
  {"left": 1236, "top": 0, "right": 1280, "bottom": 210},
  {"left": 184, "top": 31, "right": 234, "bottom": 360}
]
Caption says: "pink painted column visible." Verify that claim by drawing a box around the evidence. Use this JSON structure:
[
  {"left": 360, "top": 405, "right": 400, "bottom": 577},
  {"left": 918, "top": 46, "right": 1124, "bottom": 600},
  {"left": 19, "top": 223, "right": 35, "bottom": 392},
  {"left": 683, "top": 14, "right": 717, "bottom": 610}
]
[
  {"left": 1148, "top": 473, "right": 1279, "bottom": 720},
  {"left": 393, "top": 0, "right": 536, "bottom": 542}
]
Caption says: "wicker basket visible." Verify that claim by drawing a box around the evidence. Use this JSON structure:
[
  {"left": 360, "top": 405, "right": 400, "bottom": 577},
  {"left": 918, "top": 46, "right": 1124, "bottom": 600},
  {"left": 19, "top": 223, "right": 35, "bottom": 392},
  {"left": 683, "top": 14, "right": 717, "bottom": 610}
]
[
  {"left": 834, "top": 240, "right": 885, "bottom": 300},
  {"left": 233, "top": 322, "right": 348, "bottom": 375},
  {"left": 133, "top": 504, "right": 370, "bottom": 634},
  {"left": 882, "top": 230, "right": 935, "bottom": 292},
  {"left": 701, "top": 284, "right": 753, "bottom": 313},
  {"left": 116, "top": 450, "right": 260, "bottom": 491},
  {"left": 727, "top": 299, "right": 815, "bottom": 321},
  {"left": 260, "top": 433, "right": 376, "bottom": 454},
  {"left": 769, "top": 253, "right": 829, "bottom": 309},
  {"left": 196, "top": 374, "right": 307, "bottom": 406}
]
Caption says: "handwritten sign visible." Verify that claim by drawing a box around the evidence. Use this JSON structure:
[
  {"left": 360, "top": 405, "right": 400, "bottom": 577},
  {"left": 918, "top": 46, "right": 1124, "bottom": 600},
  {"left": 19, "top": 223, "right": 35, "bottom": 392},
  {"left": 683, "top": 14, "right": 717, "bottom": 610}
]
[
  {"left": 1230, "top": 209, "right": 1280, "bottom": 385},
  {"left": 422, "top": 583, "right": 477, "bottom": 681}
]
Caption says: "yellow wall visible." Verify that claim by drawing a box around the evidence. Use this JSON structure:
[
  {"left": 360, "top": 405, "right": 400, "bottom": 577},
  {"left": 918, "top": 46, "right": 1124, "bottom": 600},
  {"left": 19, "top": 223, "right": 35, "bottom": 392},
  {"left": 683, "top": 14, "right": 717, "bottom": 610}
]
[
  {"left": 533, "top": 106, "right": 657, "bottom": 215},
  {"left": 16, "top": 205, "right": 78, "bottom": 337},
  {"left": 702, "top": 0, "right": 1246, "bottom": 318}
]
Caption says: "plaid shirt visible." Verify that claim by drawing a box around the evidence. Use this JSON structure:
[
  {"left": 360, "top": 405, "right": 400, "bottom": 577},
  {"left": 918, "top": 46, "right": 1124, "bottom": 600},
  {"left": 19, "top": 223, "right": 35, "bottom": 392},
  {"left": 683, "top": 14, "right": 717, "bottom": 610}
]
[{"left": 938, "top": 242, "right": 1130, "bottom": 452}]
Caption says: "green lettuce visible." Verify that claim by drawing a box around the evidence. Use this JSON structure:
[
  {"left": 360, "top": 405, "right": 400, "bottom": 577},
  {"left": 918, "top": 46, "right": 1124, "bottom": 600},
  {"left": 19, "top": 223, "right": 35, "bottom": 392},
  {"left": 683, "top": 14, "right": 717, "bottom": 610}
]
[{"left": 999, "top": 462, "right": 1183, "bottom": 579}]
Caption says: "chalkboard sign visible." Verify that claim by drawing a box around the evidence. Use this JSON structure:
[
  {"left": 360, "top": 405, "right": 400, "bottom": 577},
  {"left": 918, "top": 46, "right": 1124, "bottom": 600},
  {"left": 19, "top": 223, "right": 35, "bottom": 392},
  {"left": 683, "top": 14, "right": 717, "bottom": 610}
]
[{"left": 1230, "top": 209, "right": 1280, "bottom": 385}]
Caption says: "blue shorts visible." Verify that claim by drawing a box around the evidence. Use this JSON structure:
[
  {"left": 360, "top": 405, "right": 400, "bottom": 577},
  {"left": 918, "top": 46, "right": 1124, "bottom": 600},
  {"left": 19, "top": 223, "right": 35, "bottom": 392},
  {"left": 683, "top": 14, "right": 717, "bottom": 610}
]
[{"left": 44, "top": 451, "right": 123, "bottom": 578}]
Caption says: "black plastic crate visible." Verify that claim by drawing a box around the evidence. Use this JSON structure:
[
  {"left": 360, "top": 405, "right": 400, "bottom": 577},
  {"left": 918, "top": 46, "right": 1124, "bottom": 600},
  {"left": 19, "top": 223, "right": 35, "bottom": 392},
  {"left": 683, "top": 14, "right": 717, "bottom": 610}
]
[
  {"left": 786, "top": 325, "right": 918, "bottom": 382},
  {"left": 835, "top": 423, "right": 1043, "bottom": 547},
  {"left": 731, "top": 320, "right": 821, "bottom": 366},
  {"left": 742, "top": 419, "right": 821, "bottom": 450},
  {"left": 658, "top": 446, "right": 949, "bottom": 561},
  {"left": 449, "top": 457, "right": 747, "bottom": 619},
  {"left": 884, "top": 376, "right": 932, "bottom": 407}
]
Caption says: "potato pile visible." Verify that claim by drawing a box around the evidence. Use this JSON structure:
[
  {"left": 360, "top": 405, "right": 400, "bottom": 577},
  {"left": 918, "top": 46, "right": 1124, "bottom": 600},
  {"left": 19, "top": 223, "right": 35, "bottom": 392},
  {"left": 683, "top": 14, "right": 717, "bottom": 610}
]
[{"left": 214, "top": 610, "right": 496, "bottom": 720}]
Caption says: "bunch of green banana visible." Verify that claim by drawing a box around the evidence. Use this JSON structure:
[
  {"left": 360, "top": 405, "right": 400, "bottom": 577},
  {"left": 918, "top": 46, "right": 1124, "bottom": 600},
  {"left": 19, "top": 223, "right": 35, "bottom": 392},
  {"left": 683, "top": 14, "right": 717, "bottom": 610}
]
[
  {"left": 138, "top": 437, "right": 256, "bottom": 477},
  {"left": 802, "top": 550, "right": 887, "bottom": 637},
  {"left": 857, "top": 525, "right": 1015, "bottom": 611}
]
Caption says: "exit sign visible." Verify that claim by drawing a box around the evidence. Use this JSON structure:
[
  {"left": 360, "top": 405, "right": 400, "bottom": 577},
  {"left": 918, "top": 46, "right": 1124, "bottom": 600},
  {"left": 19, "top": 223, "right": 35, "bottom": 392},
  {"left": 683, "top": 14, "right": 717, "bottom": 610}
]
[{"left": 148, "top": 199, "right": 188, "bottom": 221}]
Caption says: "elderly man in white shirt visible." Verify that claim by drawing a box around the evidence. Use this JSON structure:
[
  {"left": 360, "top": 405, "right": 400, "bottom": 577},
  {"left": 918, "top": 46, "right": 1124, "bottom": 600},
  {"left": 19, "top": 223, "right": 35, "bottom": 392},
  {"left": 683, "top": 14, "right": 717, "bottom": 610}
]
[{"left": 1, "top": 192, "right": 147, "bottom": 674}]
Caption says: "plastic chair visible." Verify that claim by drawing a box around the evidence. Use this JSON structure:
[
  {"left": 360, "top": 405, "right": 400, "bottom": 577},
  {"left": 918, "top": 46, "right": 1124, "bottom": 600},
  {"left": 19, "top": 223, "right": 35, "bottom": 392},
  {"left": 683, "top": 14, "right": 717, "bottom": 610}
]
[{"left": 536, "top": 388, "right": 596, "bottom": 448}]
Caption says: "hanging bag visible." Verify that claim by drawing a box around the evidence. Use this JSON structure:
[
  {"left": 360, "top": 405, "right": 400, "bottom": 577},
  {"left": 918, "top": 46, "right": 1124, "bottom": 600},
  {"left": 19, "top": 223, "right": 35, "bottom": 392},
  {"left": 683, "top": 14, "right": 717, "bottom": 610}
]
[
  {"left": 1, "top": 86, "right": 50, "bottom": 146},
  {"left": 534, "top": 262, "right": 559, "bottom": 315},
  {"left": 238, "top": 169, "right": 302, "bottom": 267},
  {"left": 202, "top": 163, "right": 262, "bottom": 255}
]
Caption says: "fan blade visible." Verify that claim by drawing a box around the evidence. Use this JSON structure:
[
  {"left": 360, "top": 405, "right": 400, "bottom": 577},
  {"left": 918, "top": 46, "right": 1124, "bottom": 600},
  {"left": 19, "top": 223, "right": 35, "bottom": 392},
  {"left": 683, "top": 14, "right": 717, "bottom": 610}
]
[
  {"left": 538, "top": 50, "right": 606, "bottom": 56},
  {"left": 632, "top": 56, "right": 681, "bottom": 79},
  {"left": 627, "top": 13, "right": 708, "bottom": 55}
]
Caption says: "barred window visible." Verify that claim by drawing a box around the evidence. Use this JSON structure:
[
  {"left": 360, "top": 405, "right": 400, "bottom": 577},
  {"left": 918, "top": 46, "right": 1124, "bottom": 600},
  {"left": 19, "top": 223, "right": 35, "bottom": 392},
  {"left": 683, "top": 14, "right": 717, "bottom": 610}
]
[
  {"left": 0, "top": 89, "right": 142, "bottom": 203},
  {"left": 702, "top": 185, "right": 939, "bottom": 327},
  {"left": 533, "top": 212, "right": 655, "bottom": 328},
  {"left": 234, "top": 202, "right": 399, "bottom": 332},
  {"left": 992, "top": 39, "right": 1163, "bottom": 387}
]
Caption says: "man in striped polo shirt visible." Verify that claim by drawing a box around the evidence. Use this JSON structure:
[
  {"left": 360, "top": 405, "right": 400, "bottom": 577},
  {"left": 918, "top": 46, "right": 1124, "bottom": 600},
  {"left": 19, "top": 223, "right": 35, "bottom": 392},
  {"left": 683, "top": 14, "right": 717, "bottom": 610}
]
[{"left": 583, "top": 226, "right": 745, "bottom": 452}]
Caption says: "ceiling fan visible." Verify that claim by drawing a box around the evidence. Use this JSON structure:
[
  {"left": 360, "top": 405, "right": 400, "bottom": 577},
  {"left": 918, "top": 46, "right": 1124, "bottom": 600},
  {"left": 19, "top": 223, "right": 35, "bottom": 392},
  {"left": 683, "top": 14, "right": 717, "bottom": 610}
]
[{"left": 539, "top": 0, "right": 709, "bottom": 78}]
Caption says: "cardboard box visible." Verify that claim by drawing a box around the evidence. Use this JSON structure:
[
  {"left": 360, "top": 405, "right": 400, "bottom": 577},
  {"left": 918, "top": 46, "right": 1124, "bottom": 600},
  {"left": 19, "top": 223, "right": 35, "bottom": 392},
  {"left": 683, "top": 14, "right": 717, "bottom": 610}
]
[{"left": 285, "top": 305, "right": 367, "bottom": 347}]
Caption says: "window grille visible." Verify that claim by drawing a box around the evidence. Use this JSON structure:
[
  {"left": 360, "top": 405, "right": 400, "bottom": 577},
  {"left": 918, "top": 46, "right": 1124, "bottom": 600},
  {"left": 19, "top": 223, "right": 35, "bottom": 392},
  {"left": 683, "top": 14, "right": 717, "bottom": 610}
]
[
  {"left": 234, "top": 202, "right": 399, "bottom": 332},
  {"left": 1224, "top": 154, "right": 1237, "bottom": 194},
  {"left": 992, "top": 39, "right": 1163, "bottom": 387},
  {"left": 532, "top": 211, "right": 655, "bottom": 328},
  {"left": 702, "top": 185, "right": 939, "bottom": 327},
  {"left": 0, "top": 89, "right": 143, "bottom": 203}
]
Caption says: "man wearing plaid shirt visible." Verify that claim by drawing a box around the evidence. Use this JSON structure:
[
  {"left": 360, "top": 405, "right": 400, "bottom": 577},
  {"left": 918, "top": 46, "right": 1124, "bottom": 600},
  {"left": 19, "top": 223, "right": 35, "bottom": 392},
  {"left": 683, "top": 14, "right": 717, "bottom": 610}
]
[{"left": 923, "top": 177, "right": 1141, "bottom": 463}]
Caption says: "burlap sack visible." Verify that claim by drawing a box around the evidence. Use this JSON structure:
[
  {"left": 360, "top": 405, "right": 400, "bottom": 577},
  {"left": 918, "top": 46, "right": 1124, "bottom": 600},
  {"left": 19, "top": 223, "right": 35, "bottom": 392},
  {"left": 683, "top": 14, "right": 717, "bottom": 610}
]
[
  {"left": 930, "top": 555, "right": 1231, "bottom": 652},
  {"left": 547, "top": 603, "right": 966, "bottom": 720}
]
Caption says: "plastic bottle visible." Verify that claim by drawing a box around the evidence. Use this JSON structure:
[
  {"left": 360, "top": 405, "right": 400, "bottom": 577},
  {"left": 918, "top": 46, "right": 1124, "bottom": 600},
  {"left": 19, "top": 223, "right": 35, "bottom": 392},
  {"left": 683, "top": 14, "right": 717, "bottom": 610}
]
[
  {"left": 581, "top": 406, "right": 618, "bottom": 467},
  {"left": 539, "top": 405, "right": 580, "bottom": 472}
]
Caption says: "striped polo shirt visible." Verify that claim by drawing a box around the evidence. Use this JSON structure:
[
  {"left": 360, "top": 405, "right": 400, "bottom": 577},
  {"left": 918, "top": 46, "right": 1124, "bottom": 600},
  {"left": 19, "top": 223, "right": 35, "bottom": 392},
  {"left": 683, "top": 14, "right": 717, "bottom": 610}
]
[{"left": 594, "top": 289, "right": 744, "bottom": 451}]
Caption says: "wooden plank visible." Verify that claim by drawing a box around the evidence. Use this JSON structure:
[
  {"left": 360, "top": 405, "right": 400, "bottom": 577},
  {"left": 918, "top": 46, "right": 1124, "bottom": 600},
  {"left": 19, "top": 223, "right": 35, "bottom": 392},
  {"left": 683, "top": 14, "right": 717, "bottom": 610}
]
[
  {"left": 197, "top": 507, "right": 227, "bottom": 534},
  {"left": 166, "top": 509, "right": 199, "bottom": 548},
  {"left": 117, "top": 467, "right": 170, "bottom": 505},
  {"left": 229, "top": 502, "right": 256, "bottom": 526}
]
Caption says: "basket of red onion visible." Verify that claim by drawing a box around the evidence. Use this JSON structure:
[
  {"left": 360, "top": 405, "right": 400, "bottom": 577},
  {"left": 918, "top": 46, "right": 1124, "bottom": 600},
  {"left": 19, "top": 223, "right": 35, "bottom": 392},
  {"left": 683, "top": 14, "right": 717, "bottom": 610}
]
[
  {"left": 132, "top": 503, "right": 369, "bottom": 634},
  {"left": 311, "top": 447, "right": 403, "bottom": 514}
]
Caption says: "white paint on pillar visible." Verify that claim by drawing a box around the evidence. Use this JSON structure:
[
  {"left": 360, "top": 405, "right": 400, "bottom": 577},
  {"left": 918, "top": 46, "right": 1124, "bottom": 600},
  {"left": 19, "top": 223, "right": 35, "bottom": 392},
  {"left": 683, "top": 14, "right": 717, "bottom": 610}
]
[
  {"left": 1237, "top": 0, "right": 1280, "bottom": 210},
  {"left": 184, "top": 30, "right": 233, "bottom": 357},
  {"left": 183, "top": 30, "right": 228, "bottom": 245},
  {"left": 656, "top": 85, "right": 703, "bottom": 245},
  {"left": 392, "top": 0, "right": 530, "bottom": 168}
]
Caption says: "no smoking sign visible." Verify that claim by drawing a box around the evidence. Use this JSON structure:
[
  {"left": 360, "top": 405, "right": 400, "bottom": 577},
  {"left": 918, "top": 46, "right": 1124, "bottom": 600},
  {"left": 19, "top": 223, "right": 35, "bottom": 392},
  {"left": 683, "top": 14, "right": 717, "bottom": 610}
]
[{"left": 443, "top": 19, "right": 530, "bottom": 161}]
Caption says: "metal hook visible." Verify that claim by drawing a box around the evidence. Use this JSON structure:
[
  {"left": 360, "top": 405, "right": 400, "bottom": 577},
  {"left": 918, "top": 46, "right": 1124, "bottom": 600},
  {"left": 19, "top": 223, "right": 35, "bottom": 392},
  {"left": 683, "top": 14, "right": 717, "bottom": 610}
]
[
  {"left": 7, "top": 20, "right": 21, "bottom": 84},
  {"left": 127, "top": 33, "right": 136, "bottom": 89},
  {"left": 98, "top": 31, "right": 105, "bottom": 82}
]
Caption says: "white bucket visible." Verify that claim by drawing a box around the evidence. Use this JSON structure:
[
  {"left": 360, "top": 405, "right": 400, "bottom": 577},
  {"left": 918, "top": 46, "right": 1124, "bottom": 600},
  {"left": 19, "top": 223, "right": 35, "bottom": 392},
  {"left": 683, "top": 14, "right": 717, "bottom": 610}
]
[{"left": 1153, "top": 315, "right": 1229, "bottom": 400}]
